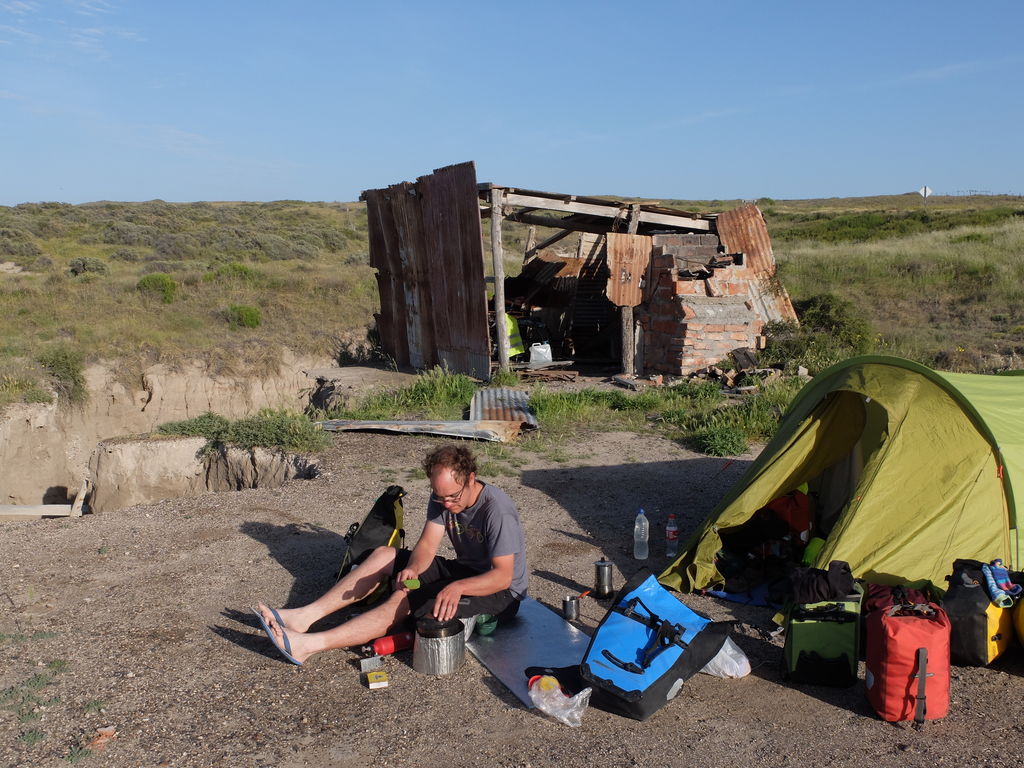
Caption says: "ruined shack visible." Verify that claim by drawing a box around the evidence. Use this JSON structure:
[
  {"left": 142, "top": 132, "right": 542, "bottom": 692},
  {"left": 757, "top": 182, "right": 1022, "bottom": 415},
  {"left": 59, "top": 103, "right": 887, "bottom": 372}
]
[{"left": 361, "top": 162, "right": 796, "bottom": 379}]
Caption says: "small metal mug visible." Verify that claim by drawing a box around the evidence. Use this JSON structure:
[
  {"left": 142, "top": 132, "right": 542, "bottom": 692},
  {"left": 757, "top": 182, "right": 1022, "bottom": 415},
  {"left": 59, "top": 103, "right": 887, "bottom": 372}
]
[{"left": 562, "top": 595, "right": 580, "bottom": 621}]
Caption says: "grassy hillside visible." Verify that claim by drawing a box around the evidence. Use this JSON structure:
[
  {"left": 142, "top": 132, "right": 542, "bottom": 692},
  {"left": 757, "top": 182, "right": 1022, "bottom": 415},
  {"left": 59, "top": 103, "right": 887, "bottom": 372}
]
[
  {"left": 2, "top": 193, "right": 1023, "bottom": 409},
  {"left": 0, "top": 200, "right": 379, "bottom": 407}
]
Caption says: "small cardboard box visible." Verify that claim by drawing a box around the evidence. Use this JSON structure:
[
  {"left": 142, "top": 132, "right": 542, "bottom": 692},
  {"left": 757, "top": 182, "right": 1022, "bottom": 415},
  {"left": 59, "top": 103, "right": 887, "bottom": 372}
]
[{"left": 366, "top": 670, "right": 389, "bottom": 689}]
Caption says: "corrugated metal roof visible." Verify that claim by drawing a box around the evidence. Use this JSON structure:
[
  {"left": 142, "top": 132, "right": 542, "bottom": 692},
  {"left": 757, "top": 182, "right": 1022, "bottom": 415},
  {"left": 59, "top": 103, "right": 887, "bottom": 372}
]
[
  {"left": 714, "top": 204, "right": 798, "bottom": 323},
  {"left": 469, "top": 388, "right": 538, "bottom": 429},
  {"left": 715, "top": 204, "right": 775, "bottom": 275}
]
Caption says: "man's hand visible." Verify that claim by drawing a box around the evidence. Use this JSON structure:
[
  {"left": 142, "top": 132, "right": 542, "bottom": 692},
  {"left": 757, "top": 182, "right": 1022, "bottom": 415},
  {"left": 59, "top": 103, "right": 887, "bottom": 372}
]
[
  {"left": 395, "top": 568, "right": 419, "bottom": 590},
  {"left": 432, "top": 582, "right": 465, "bottom": 622}
]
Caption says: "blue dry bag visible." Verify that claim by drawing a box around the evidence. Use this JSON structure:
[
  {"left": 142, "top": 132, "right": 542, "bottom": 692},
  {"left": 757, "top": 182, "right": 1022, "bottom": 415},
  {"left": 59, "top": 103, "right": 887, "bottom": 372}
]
[{"left": 580, "top": 569, "right": 729, "bottom": 720}]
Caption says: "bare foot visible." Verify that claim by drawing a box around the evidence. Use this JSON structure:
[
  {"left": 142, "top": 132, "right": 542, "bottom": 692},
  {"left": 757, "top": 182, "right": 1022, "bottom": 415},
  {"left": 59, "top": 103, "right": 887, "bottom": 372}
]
[
  {"left": 262, "top": 614, "right": 320, "bottom": 665},
  {"left": 256, "top": 603, "right": 315, "bottom": 634}
]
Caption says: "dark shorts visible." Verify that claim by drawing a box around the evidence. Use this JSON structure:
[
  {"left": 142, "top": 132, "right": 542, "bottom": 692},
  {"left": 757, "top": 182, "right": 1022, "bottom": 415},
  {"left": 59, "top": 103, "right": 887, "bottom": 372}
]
[{"left": 393, "top": 549, "right": 521, "bottom": 622}]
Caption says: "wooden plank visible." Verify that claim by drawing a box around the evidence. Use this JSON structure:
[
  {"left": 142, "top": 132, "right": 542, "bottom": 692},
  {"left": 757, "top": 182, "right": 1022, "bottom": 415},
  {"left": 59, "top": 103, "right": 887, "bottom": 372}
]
[
  {"left": 71, "top": 479, "right": 90, "bottom": 517},
  {"left": 420, "top": 162, "right": 490, "bottom": 378},
  {"left": 364, "top": 188, "right": 411, "bottom": 368},
  {"left": 503, "top": 193, "right": 711, "bottom": 231},
  {"left": 0, "top": 505, "right": 72, "bottom": 519}
]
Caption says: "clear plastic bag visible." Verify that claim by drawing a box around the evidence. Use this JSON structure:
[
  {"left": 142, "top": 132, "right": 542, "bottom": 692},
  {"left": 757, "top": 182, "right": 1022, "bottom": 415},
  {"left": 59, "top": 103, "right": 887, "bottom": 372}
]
[
  {"left": 699, "top": 637, "right": 751, "bottom": 679},
  {"left": 527, "top": 675, "right": 592, "bottom": 727}
]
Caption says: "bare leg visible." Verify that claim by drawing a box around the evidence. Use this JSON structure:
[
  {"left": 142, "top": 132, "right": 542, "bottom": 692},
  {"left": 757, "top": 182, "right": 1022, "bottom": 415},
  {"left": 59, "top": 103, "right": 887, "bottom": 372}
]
[
  {"left": 259, "top": 545, "right": 399, "bottom": 632},
  {"left": 262, "top": 589, "right": 412, "bottom": 664}
]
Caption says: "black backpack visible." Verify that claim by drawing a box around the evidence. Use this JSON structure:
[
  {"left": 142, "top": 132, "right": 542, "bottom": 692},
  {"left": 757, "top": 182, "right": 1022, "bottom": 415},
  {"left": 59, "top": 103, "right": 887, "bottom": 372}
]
[{"left": 337, "top": 486, "right": 406, "bottom": 602}]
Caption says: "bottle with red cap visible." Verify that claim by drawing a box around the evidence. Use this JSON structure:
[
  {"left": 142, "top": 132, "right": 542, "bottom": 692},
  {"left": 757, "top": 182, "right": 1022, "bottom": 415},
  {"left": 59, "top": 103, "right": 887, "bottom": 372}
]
[{"left": 665, "top": 513, "right": 679, "bottom": 558}]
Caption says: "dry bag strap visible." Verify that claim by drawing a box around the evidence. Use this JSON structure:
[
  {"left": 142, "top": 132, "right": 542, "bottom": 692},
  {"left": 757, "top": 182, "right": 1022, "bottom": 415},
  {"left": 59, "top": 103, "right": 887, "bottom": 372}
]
[
  {"left": 886, "top": 603, "right": 936, "bottom": 618},
  {"left": 914, "top": 647, "right": 929, "bottom": 724},
  {"left": 791, "top": 602, "right": 856, "bottom": 623},
  {"left": 611, "top": 596, "right": 689, "bottom": 671}
]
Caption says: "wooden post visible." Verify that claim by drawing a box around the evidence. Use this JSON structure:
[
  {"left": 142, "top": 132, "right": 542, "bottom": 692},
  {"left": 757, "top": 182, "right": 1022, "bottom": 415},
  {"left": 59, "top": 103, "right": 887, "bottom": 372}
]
[
  {"left": 490, "top": 188, "right": 511, "bottom": 374},
  {"left": 524, "top": 226, "right": 536, "bottom": 262},
  {"left": 621, "top": 204, "right": 642, "bottom": 376},
  {"left": 621, "top": 305, "right": 634, "bottom": 376}
]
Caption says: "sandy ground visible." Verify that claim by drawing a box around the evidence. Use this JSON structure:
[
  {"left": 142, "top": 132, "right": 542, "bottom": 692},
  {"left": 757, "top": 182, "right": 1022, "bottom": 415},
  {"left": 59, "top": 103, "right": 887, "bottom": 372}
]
[{"left": 2, "top": 429, "right": 1024, "bottom": 767}]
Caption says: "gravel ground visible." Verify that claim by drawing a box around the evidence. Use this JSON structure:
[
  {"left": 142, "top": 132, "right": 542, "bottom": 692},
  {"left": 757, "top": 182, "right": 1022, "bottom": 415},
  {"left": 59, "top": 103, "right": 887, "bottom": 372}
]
[{"left": 2, "top": 430, "right": 1023, "bottom": 767}]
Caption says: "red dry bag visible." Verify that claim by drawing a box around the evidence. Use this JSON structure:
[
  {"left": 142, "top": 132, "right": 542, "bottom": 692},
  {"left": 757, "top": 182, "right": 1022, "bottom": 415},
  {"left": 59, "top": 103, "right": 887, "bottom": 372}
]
[{"left": 865, "top": 602, "right": 951, "bottom": 723}]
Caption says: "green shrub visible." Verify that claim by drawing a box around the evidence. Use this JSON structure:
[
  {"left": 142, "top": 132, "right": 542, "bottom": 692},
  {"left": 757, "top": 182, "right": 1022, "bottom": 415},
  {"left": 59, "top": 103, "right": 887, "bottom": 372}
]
[
  {"left": 206, "top": 261, "right": 262, "bottom": 284},
  {"left": 337, "top": 366, "right": 477, "bottom": 421},
  {"left": 136, "top": 272, "right": 177, "bottom": 303},
  {"left": 224, "top": 304, "right": 262, "bottom": 328},
  {"left": 67, "top": 256, "right": 109, "bottom": 276},
  {"left": 225, "top": 408, "right": 329, "bottom": 452},
  {"left": 36, "top": 345, "right": 86, "bottom": 405},
  {"left": 156, "top": 412, "right": 231, "bottom": 440},
  {"left": 760, "top": 293, "right": 872, "bottom": 374},
  {"left": 157, "top": 409, "right": 328, "bottom": 453},
  {"left": 489, "top": 369, "right": 519, "bottom": 388},
  {"left": 692, "top": 426, "right": 748, "bottom": 456}
]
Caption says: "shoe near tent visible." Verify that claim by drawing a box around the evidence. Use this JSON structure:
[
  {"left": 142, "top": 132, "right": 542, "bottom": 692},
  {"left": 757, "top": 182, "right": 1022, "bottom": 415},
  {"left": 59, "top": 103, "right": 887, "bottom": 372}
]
[{"left": 659, "top": 355, "right": 1024, "bottom": 594}]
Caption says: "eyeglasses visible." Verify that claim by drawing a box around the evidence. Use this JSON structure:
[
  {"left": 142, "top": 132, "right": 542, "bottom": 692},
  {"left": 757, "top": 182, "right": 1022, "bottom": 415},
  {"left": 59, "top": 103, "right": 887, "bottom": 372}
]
[{"left": 430, "top": 481, "right": 467, "bottom": 505}]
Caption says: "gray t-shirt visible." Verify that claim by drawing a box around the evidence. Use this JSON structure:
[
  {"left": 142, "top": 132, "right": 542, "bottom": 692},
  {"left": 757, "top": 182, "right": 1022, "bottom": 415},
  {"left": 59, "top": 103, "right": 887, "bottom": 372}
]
[{"left": 426, "top": 482, "right": 528, "bottom": 598}]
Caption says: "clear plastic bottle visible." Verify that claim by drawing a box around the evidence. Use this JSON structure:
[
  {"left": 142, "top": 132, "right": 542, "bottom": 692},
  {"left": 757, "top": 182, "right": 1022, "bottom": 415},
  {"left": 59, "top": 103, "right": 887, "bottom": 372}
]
[
  {"left": 633, "top": 508, "right": 649, "bottom": 560},
  {"left": 665, "top": 512, "right": 679, "bottom": 558}
]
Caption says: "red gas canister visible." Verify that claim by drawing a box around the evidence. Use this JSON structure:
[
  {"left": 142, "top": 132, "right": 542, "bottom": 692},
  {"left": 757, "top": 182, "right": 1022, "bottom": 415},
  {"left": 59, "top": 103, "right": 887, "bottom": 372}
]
[{"left": 370, "top": 631, "right": 414, "bottom": 656}]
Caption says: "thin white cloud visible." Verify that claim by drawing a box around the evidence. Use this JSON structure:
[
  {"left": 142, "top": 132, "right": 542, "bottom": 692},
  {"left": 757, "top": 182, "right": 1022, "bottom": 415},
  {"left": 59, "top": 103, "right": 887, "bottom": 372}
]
[
  {"left": 1, "top": 1, "right": 39, "bottom": 14},
  {"left": 903, "top": 56, "right": 1021, "bottom": 83},
  {"left": 65, "top": 0, "right": 115, "bottom": 16},
  {"left": 0, "top": 89, "right": 19, "bottom": 98},
  {"left": 0, "top": 23, "right": 40, "bottom": 43},
  {"left": 69, "top": 24, "right": 142, "bottom": 58}
]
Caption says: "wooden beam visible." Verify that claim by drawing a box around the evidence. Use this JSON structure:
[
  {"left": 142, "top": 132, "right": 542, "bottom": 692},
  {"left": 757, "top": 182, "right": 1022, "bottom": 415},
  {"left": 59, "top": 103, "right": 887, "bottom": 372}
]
[
  {"left": 524, "top": 226, "right": 537, "bottom": 262},
  {"left": 503, "top": 192, "right": 711, "bottom": 231},
  {"left": 627, "top": 203, "right": 641, "bottom": 235},
  {"left": 525, "top": 228, "right": 573, "bottom": 262},
  {"left": 490, "top": 188, "right": 511, "bottom": 374},
  {"left": 0, "top": 504, "right": 73, "bottom": 519},
  {"left": 504, "top": 211, "right": 616, "bottom": 235}
]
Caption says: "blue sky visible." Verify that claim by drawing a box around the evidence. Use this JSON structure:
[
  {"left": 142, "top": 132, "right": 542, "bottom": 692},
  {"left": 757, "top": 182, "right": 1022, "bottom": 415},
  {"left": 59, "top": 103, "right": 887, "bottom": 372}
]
[{"left": 1, "top": 1, "right": 1022, "bottom": 205}]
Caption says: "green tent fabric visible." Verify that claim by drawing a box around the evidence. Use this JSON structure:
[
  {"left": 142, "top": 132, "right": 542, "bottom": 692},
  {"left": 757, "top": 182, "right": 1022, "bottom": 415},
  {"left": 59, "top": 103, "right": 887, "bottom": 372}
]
[{"left": 659, "top": 355, "right": 1024, "bottom": 593}]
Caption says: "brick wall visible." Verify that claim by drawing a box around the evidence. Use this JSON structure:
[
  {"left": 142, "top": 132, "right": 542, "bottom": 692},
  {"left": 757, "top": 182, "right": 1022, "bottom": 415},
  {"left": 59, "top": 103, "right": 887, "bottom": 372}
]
[{"left": 639, "top": 235, "right": 765, "bottom": 375}]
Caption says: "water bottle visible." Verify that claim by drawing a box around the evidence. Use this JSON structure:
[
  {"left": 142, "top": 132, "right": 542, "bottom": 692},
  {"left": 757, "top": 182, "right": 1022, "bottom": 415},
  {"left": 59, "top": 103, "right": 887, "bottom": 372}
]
[
  {"left": 633, "top": 508, "right": 649, "bottom": 560},
  {"left": 665, "top": 513, "right": 679, "bottom": 558}
]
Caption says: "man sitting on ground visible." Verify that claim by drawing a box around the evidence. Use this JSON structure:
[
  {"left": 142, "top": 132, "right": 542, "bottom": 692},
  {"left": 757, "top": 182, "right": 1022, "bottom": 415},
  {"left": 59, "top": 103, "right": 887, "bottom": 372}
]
[{"left": 255, "top": 445, "right": 528, "bottom": 665}]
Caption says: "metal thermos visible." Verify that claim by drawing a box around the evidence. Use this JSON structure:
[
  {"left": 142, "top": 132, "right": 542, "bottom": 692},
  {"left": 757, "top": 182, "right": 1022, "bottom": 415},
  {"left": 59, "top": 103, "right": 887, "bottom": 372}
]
[{"left": 594, "top": 559, "right": 614, "bottom": 599}]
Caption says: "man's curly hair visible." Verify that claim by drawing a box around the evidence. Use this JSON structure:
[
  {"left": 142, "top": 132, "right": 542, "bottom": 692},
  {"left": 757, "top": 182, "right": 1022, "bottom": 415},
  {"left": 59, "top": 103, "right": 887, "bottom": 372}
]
[{"left": 423, "top": 445, "right": 477, "bottom": 483}]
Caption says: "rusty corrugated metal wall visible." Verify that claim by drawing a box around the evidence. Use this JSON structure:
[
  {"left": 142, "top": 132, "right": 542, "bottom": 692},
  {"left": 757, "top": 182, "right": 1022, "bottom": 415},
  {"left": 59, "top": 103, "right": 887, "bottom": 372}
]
[
  {"left": 714, "top": 204, "right": 798, "bottom": 322},
  {"left": 605, "top": 233, "right": 652, "bottom": 307},
  {"left": 363, "top": 162, "right": 491, "bottom": 378}
]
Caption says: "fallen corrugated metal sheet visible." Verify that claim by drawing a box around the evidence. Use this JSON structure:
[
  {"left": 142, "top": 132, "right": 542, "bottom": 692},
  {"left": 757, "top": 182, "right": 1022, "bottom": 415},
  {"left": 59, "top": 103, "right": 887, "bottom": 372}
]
[
  {"left": 318, "top": 419, "right": 523, "bottom": 443},
  {"left": 318, "top": 388, "right": 536, "bottom": 443},
  {"left": 714, "top": 204, "right": 797, "bottom": 323},
  {"left": 469, "top": 388, "right": 538, "bottom": 430}
]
